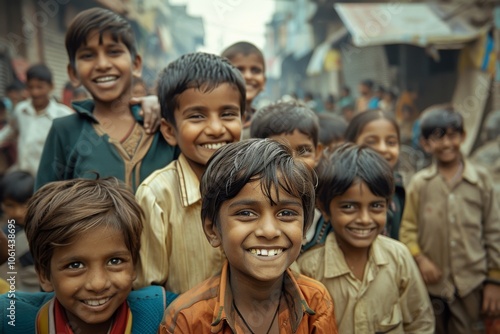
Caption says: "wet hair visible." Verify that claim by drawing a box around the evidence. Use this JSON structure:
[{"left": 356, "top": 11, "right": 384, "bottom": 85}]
[
  {"left": 65, "top": 7, "right": 137, "bottom": 70},
  {"left": 344, "top": 109, "right": 400, "bottom": 143},
  {"left": 221, "top": 41, "right": 265, "bottom": 71},
  {"left": 201, "top": 139, "right": 316, "bottom": 233},
  {"left": 419, "top": 104, "right": 464, "bottom": 140},
  {"left": 318, "top": 113, "right": 347, "bottom": 146},
  {"left": 0, "top": 171, "right": 34, "bottom": 203},
  {"left": 316, "top": 143, "right": 394, "bottom": 217},
  {"left": 157, "top": 52, "right": 246, "bottom": 127},
  {"left": 25, "top": 177, "right": 143, "bottom": 280},
  {"left": 26, "top": 64, "right": 53, "bottom": 84},
  {"left": 250, "top": 101, "right": 319, "bottom": 147}
]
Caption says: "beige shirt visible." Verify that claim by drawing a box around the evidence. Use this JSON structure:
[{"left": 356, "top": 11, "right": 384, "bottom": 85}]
[
  {"left": 296, "top": 233, "right": 434, "bottom": 334},
  {"left": 133, "top": 154, "right": 225, "bottom": 293},
  {"left": 399, "top": 160, "right": 500, "bottom": 299}
]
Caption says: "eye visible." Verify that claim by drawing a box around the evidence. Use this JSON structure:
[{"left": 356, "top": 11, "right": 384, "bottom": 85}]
[
  {"left": 78, "top": 52, "right": 93, "bottom": 60},
  {"left": 67, "top": 262, "right": 84, "bottom": 269},
  {"left": 278, "top": 209, "right": 297, "bottom": 217},
  {"left": 297, "top": 147, "right": 313, "bottom": 156},
  {"left": 108, "top": 48, "right": 124, "bottom": 56},
  {"left": 340, "top": 203, "right": 356, "bottom": 211},
  {"left": 372, "top": 202, "right": 387, "bottom": 210},
  {"left": 108, "top": 258, "right": 123, "bottom": 266},
  {"left": 387, "top": 139, "right": 399, "bottom": 147},
  {"left": 251, "top": 67, "right": 263, "bottom": 74},
  {"left": 221, "top": 110, "right": 240, "bottom": 118},
  {"left": 236, "top": 210, "right": 255, "bottom": 217}
]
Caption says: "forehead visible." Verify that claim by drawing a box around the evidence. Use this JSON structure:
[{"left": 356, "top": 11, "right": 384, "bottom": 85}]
[
  {"left": 360, "top": 119, "right": 398, "bottom": 137},
  {"left": 229, "top": 53, "right": 264, "bottom": 67},
  {"left": 269, "top": 129, "right": 314, "bottom": 147},
  {"left": 27, "top": 78, "right": 51, "bottom": 87},
  {"left": 176, "top": 84, "right": 241, "bottom": 109}
]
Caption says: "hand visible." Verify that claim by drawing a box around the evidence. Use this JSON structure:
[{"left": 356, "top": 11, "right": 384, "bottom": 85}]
[
  {"left": 483, "top": 283, "right": 500, "bottom": 317},
  {"left": 415, "top": 254, "right": 442, "bottom": 284},
  {"left": 129, "top": 95, "right": 161, "bottom": 134}
]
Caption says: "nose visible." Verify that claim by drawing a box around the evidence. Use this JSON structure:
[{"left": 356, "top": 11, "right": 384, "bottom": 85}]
[
  {"left": 204, "top": 116, "right": 226, "bottom": 137},
  {"left": 357, "top": 208, "right": 373, "bottom": 225},
  {"left": 95, "top": 52, "right": 111, "bottom": 70},
  {"left": 254, "top": 216, "right": 281, "bottom": 239},
  {"left": 85, "top": 266, "right": 111, "bottom": 292},
  {"left": 242, "top": 69, "right": 252, "bottom": 81},
  {"left": 374, "top": 141, "right": 388, "bottom": 154}
]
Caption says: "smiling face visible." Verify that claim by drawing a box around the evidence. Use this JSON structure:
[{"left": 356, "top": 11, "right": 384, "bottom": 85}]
[
  {"left": 269, "top": 129, "right": 322, "bottom": 170},
  {"left": 356, "top": 119, "right": 400, "bottom": 169},
  {"left": 322, "top": 181, "right": 386, "bottom": 255},
  {"left": 229, "top": 53, "right": 265, "bottom": 105},
  {"left": 27, "top": 78, "right": 52, "bottom": 111},
  {"left": 39, "top": 226, "right": 136, "bottom": 333},
  {"left": 422, "top": 128, "right": 465, "bottom": 166},
  {"left": 161, "top": 83, "right": 242, "bottom": 179},
  {"left": 204, "top": 180, "right": 303, "bottom": 284},
  {"left": 68, "top": 30, "right": 142, "bottom": 105}
]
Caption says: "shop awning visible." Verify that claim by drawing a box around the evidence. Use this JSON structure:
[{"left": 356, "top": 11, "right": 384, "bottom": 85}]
[{"left": 334, "top": 3, "right": 491, "bottom": 49}]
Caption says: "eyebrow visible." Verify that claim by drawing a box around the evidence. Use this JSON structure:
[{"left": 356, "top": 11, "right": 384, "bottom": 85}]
[
  {"left": 228, "top": 198, "right": 302, "bottom": 209},
  {"left": 56, "top": 250, "right": 132, "bottom": 262}
]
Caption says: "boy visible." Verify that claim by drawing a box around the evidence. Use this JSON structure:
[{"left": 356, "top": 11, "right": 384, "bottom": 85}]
[
  {"left": 295, "top": 143, "right": 434, "bottom": 333},
  {"left": 160, "top": 139, "right": 337, "bottom": 333},
  {"left": 222, "top": 41, "right": 266, "bottom": 139},
  {"left": 133, "top": 52, "right": 244, "bottom": 293},
  {"left": 35, "top": 8, "right": 177, "bottom": 191},
  {"left": 0, "top": 64, "right": 73, "bottom": 177},
  {"left": 0, "top": 177, "right": 176, "bottom": 333},
  {"left": 317, "top": 113, "right": 347, "bottom": 153},
  {"left": 250, "top": 101, "right": 328, "bottom": 251},
  {"left": 399, "top": 105, "right": 500, "bottom": 334}
]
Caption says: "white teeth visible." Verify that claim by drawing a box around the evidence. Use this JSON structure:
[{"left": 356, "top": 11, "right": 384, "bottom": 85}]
[
  {"left": 202, "top": 142, "right": 227, "bottom": 150},
  {"left": 249, "top": 249, "right": 283, "bottom": 257},
  {"left": 348, "top": 228, "right": 373, "bottom": 236},
  {"left": 95, "top": 76, "right": 117, "bottom": 83},
  {"left": 83, "top": 297, "right": 110, "bottom": 306}
]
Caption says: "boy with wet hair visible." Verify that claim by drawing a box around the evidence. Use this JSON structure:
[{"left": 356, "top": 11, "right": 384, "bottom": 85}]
[
  {"left": 400, "top": 105, "right": 500, "bottom": 334},
  {"left": 36, "top": 7, "right": 176, "bottom": 191},
  {"left": 134, "top": 52, "right": 244, "bottom": 293},
  {"left": 160, "top": 139, "right": 337, "bottom": 333},
  {"left": 0, "top": 177, "right": 176, "bottom": 333}
]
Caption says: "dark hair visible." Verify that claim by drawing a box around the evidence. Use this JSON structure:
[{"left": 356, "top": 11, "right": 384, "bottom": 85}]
[
  {"left": 26, "top": 64, "right": 53, "bottom": 84},
  {"left": 221, "top": 41, "right": 265, "bottom": 71},
  {"left": 318, "top": 113, "right": 347, "bottom": 146},
  {"left": 344, "top": 109, "right": 400, "bottom": 143},
  {"left": 360, "top": 79, "right": 374, "bottom": 89},
  {"left": 250, "top": 101, "right": 319, "bottom": 147},
  {"left": 201, "top": 139, "right": 316, "bottom": 233},
  {"left": 157, "top": 52, "right": 246, "bottom": 127},
  {"left": 6, "top": 81, "right": 26, "bottom": 92},
  {"left": 316, "top": 143, "right": 394, "bottom": 217},
  {"left": 65, "top": 7, "right": 137, "bottom": 70},
  {"left": 342, "top": 86, "right": 351, "bottom": 95},
  {"left": 0, "top": 171, "right": 34, "bottom": 203},
  {"left": 25, "top": 177, "right": 143, "bottom": 279},
  {"left": 419, "top": 104, "right": 464, "bottom": 140}
]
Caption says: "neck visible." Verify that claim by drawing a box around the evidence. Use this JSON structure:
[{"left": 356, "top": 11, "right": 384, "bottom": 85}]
[
  {"left": 229, "top": 270, "right": 283, "bottom": 311},
  {"left": 93, "top": 94, "right": 131, "bottom": 119},
  {"left": 34, "top": 100, "right": 50, "bottom": 113}
]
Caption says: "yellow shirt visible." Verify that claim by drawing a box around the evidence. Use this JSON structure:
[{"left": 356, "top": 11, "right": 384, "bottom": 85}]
[
  {"left": 133, "top": 154, "right": 225, "bottom": 293},
  {"left": 399, "top": 160, "right": 500, "bottom": 299},
  {"left": 296, "top": 233, "right": 434, "bottom": 334}
]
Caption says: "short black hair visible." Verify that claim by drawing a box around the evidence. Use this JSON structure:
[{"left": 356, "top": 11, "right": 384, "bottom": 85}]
[
  {"left": 157, "top": 52, "right": 246, "bottom": 127},
  {"left": 360, "top": 79, "right": 374, "bottom": 89},
  {"left": 344, "top": 109, "right": 400, "bottom": 143},
  {"left": 316, "top": 143, "right": 394, "bottom": 217},
  {"left": 201, "top": 139, "right": 316, "bottom": 233},
  {"left": 26, "top": 64, "right": 53, "bottom": 84},
  {"left": 221, "top": 41, "right": 265, "bottom": 71},
  {"left": 6, "top": 81, "right": 26, "bottom": 92},
  {"left": 250, "top": 101, "right": 319, "bottom": 147},
  {"left": 65, "top": 7, "right": 137, "bottom": 70},
  {"left": 0, "top": 171, "right": 34, "bottom": 203},
  {"left": 419, "top": 104, "right": 464, "bottom": 140},
  {"left": 318, "top": 113, "right": 347, "bottom": 146}
]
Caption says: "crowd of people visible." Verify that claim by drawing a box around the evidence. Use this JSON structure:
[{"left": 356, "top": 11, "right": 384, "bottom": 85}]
[{"left": 0, "top": 6, "right": 499, "bottom": 334}]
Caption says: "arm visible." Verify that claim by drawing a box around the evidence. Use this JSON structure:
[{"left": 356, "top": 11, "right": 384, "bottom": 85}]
[
  {"left": 0, "top": 121, "right": 17, "bottom": 146},
  {"left": 129, "top": 95, "right": 160, "bottom": 134},
  {"left": 34, "top": 123, "right": 68, "bottom": 190}
]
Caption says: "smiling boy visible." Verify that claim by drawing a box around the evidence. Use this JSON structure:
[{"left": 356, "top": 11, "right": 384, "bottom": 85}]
[
  {"left": 160, "top": 139, "right": 337, "bottom": 333},
  {"left": 133, "top": 52, "right": 244, "bottom": 294}
]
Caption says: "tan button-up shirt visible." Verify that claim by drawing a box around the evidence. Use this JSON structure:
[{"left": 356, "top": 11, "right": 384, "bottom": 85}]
[
  {"left": 296, "top": 233, "right": 434, "bottom": 333},
  {"left": 399, "top": 160, "right": 500, "bottom": 299},
  {"left": 133, "top": 154, "right": 225, "bottom": 293}
]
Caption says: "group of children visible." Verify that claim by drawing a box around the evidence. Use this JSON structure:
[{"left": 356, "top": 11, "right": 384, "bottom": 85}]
[{"left": 0, "top": 6, "right": 498, "bottom": 334}]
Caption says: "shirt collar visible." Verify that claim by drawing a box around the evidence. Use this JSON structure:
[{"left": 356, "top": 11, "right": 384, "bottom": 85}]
[
  {"left": 422, "top": 159, "right": 479, "bottom": 184},
  {"left": 20, "top": 98, "right": 58, "bottom": 117},
  {"left": 71, "top": 99, "right": 143, "bottom": 124},
  {"left": 176, "top": 154, "right": 201, "bottom": 207}
]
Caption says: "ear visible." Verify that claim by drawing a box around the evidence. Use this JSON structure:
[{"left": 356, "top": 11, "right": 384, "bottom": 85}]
[
  {"left": 67, "top": 63, "right": 81, "bottom": 88},
  {"left": 37, "top": 271, "right": 54, "bottom": 292},
  {"left": 313, "top": 143, "right": 324, "bottom": 167},
  {"left": 132, "top": 54, "right": 142, "bottom": 78},
  {"left": 203, "top": 218, "right": 222, "bottom": 248},
  {"left": 160, "top": 118, "right": 178, "bottom": 146}
]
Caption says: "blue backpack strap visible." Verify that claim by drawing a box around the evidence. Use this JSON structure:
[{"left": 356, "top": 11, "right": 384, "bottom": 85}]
[{"left": 1, "top": 291, "right": 54, "bottom": 333}]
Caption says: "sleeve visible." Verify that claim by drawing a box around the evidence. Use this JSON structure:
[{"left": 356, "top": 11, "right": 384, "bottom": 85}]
[
  {"left": 133, "top": 183, "right": 170, "bottom": 289},
  {"left": 398, "top": 244, "right": 435, "bottom": 333},
  {"left": 398, "top": 177, "right": 422, "bottom": 256},
  {"left": 311, "top": 285, "right": 339, "bottom": 334},
  {"left": 34, "top": 122, "right": 68, "bottom": 190},
  {"left": 480, "top": 172, "right": 500, "bottom": 281},
  {"left": 0, "top": 122, "right": 17, "bottom": 146}
]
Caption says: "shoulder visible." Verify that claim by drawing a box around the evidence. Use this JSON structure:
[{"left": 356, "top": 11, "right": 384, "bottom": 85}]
[
  {"left": 50, "top": 100, "right": 73, "bottom": 115},
  {"left": 292, "top": 272, "right": 334, "bottom": 312},
  {"left": 375, "top": 236, "right": 412, "bottom": 257},
  {"left": 136, "top": 160, "right": 179, "bottom": 195}
]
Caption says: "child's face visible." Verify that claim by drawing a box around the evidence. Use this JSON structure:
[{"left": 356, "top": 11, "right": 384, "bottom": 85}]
[
  {"left": 204, "top": 180, "right": 303, "bottom": 284},
  {"left": 229, "top": 53, "right": 265, "bottom": 104},
  {"left": 161, "top": 83, "right": 242, "bottom": 178},
  {"left": 68, "top": 30, "right": 142, "bottom": 105},
  {"left": 356, "top": 119, "right": 399, "bottom": 169},
  {"left": 1, "top": 199, "right": 28, "bottom": 226},
  {"left": 27, "top": 78, "right": 53, "bottom": 110},
  {"left": 322, "top": 181, "right": 386, "bottom": 254},
  {"left": 269, "top": 129, "right": 322, "bottom": 169},
  {"left": 422, "top": 128, "right": 465, "bottom": 165},
  {"left": 39, "top": 225, "right": 136, "bottom": 331}
]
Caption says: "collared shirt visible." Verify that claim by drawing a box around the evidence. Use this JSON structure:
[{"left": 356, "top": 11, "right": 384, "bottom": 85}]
[
  {"left": 399, "top": 160, "right": 500, "bottom": 299},
  {"left": 160, "top": 261, "right": 338, "bottom": 334},
  {"left": 134, "top": 154, "right": 225, "bottom": 293},
  {"left": 0, "top": 98, "right": 72, "bottom": 176},
  {"left": 296, "top": 233, "right": 434, "bottom": 334}
]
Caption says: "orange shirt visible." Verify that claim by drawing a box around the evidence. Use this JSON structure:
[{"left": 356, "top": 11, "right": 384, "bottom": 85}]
[{"left": 160, "top": 261, "right": 338, "bottom": 334}]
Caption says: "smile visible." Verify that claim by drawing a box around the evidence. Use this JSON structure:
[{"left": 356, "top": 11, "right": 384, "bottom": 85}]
[
  {"left": 82, "top": 297, "right": 111, "bottom": 306},
  {"left": 201, "top": 142, "right": 228, "bottom": 150},
  {"left": 249, "top": 248, "right": 283, "bottom": 257},
  {"left": 346, "top": 227, "right": 376, "bottom": 236},
  {"left": 94, "top": 76, "right": 118, "bottom": 83}
]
